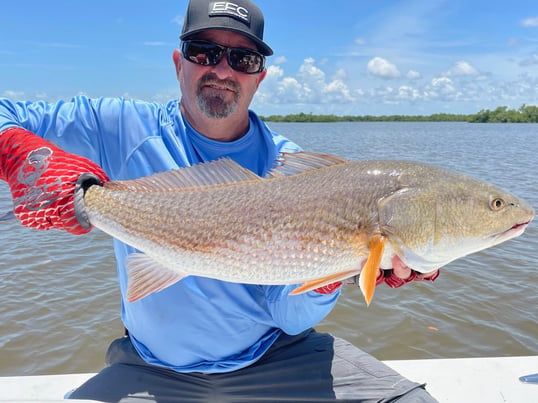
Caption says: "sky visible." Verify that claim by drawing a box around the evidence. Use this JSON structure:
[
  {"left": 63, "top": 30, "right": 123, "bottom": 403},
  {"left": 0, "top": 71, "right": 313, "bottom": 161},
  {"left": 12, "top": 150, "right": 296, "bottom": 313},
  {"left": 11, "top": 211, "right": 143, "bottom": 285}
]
[{"left": 1, "top": 0, "right": 538, "bottom": 116}]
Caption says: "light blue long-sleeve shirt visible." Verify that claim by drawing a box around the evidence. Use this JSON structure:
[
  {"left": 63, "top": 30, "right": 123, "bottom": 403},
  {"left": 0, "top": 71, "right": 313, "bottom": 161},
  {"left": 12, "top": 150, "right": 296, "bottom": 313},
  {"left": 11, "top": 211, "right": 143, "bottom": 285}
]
[{"left": 0, "top": 96, "right": 340, "bottom": 373}]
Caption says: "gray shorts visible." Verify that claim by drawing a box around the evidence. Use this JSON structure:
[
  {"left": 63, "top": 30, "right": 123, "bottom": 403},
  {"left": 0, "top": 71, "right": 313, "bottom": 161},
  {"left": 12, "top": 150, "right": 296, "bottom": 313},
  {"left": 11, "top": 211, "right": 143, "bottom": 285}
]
[{"left": 68, "top": 329, "right": 437, "bottom": 402}]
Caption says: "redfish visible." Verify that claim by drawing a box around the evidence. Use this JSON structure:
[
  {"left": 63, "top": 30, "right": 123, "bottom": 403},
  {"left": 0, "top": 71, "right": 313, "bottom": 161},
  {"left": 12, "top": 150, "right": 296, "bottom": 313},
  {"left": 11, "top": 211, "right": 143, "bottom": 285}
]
[{"left": 77, "top": 152, "right": 534, "bottom": 305}]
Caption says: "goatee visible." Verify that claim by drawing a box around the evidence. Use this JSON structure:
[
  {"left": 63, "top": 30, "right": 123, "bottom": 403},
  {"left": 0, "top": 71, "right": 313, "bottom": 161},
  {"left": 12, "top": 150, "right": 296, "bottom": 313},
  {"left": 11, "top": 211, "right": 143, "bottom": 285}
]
[{"left": 196, "top": 73, "right": 241, "bottom": 119}]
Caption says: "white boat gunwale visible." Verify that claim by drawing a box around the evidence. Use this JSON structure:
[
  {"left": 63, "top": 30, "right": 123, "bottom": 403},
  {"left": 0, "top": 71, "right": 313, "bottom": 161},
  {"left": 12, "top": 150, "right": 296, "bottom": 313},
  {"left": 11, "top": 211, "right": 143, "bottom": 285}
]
[{"left": 1, "top": 355, "right": 537, "bottom": 402}]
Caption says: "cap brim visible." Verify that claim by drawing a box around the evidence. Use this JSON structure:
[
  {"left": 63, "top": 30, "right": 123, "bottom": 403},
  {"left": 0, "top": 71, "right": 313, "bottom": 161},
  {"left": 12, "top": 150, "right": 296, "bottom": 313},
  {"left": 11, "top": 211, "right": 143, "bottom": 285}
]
[{"left": 180, "top": 28, "right": 273, "bottom": 56}]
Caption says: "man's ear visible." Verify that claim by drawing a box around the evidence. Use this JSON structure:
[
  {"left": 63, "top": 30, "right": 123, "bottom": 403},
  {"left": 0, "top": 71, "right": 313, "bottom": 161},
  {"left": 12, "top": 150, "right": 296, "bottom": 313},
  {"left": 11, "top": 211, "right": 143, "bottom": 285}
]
[
  {"left": 255, "top": 68, "right": 267, "bottom": 89},
  {"left": 172, "top": 49, "right": 182, "bottom": 78}
]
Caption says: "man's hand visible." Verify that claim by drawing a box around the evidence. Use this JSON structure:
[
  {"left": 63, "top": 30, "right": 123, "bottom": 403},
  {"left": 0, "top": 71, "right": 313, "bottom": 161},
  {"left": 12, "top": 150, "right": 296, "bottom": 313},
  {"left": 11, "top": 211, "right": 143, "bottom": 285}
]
[
  {"left": 382, "top": 255, "right": 440, "bottom": 288},
  {"left": 313, "top": 255, "right": 439, "bottom": 294},
  {"left": 0, "top": 127, "right": 109, "bottom": 234}
]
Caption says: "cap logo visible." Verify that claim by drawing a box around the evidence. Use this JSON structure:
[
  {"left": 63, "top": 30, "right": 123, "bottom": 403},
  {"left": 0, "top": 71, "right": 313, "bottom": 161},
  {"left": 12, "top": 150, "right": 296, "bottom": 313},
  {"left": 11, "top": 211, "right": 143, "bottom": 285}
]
[{"left": 209, "top": 2, "right": 250, "bottom": 23}]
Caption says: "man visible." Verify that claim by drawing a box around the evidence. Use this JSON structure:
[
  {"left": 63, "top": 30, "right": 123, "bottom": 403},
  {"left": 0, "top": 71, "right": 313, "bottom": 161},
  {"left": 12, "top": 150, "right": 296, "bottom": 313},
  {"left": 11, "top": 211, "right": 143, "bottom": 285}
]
[{"left": 0, "top": 0, "right": 439, "bottom": 401}]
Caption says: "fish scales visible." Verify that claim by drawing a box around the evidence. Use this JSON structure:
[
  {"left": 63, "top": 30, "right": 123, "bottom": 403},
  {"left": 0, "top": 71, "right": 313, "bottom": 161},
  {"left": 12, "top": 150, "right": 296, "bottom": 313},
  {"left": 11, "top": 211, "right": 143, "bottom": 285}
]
[{"left": 83, "top": 163, "right": 383, "bottom": 283}]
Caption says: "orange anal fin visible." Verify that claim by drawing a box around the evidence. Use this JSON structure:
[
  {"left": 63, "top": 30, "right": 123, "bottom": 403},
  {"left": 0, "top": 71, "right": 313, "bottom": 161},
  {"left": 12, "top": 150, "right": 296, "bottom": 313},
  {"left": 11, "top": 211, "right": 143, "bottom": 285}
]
[
  {"left": 359, "top": 234, "right": 386, "bottom": 306},
  {"left": 289, "top": 270, "right": 358, "bottom": 295}
]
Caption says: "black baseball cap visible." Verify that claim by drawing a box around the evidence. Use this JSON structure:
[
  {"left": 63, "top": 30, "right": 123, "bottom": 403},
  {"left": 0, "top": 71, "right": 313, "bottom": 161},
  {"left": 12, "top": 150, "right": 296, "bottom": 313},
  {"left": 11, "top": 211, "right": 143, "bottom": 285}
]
[{"left": 180, "top": 0, "right": 273, "bottom": 56}]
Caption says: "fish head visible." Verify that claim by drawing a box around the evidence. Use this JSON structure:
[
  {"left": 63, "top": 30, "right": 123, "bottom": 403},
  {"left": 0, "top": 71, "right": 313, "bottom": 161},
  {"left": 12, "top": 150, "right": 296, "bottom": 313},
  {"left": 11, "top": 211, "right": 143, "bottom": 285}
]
[{"left": 378, "top": 165, "right": 535, "bottom": 273}]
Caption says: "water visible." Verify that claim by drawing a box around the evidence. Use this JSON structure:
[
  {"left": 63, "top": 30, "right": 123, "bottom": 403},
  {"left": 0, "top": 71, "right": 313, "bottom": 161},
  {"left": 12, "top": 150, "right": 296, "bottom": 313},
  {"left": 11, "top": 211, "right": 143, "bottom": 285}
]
[{"left": 1, "top": 122, "right": 536, "bottom": 376}]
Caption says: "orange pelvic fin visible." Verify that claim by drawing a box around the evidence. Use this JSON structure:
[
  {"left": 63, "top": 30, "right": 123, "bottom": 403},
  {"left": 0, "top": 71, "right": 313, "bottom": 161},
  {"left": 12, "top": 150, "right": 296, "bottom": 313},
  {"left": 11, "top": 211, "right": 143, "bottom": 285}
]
[
  {"left": 289, "top": 270, "right": 358, "bottom": 295},
  {"left": 359, "top": 234, "right": 386, "bottom": 306}
]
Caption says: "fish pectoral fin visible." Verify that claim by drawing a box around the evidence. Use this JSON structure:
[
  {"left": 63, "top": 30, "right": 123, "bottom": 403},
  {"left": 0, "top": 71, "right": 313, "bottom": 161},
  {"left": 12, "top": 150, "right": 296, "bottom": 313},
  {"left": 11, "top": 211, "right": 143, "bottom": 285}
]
[
  {"left": 289, "top": 270, "right": 358, "bottom": 295},
  {"left": 125, "top": 253, "right": 186, "bottom": 303},
  {"left": 359, "top": 234, "right": 386, "bottom": 306}
]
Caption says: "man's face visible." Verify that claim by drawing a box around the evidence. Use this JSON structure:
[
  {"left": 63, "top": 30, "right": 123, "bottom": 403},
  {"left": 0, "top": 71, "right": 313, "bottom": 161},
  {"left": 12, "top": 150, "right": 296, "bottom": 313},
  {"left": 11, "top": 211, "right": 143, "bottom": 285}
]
[{"left": 174, "top": 29, "right": 267, "bottom": 121}]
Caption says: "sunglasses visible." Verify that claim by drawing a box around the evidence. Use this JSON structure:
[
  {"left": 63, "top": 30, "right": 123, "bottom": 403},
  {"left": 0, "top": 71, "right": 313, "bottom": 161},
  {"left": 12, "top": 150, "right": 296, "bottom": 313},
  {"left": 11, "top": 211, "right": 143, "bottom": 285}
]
[{"left": 181, "top": 40, "right": 266, "bottom": 74}]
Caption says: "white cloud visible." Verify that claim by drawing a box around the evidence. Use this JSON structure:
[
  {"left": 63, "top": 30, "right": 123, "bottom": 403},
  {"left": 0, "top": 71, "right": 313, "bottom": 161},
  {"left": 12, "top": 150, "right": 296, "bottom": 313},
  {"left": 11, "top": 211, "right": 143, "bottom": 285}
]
[
  {"left": 431, "top": 77, "right": 455, "bottom": 91},
  {"left": 265, "top": 65, "right": 285, "bottom": 80},
  {"left": 0, "top": 90, "right": 59, "bottom": 102},
  {"left": 258, "top": 65, "right": 307, "bottom": 104},
  {"left": 445, "top": 61, "right": 479, "bottom": 76},
  {"left": 407, "top": 70, "right": 422, "bottom": 80},
  {"left": 324, "top": 80, "right": 355, "bottom": 103},
  {"left": 397, "top": 85, "right": 421, "bottom": 100},
  {"left": 298, "top": 58, "right": 325, "bottom": 85},
  {"left": 256, "top": 55, "right": 473, "bottom": 111},
  {"left": 273, "top": 56, "right": 287, "bottom": 64},
  {"left": 257, "top": 59, "right": 355, "bottom": 105},
  {"left": 521, "top": 17, "right": 538, "bottom": 27},
  {"left": 1, "top": 90, "right": 25, "bottom": 99},
  {"left": 367, "top": 57, "right": 401, "bottom": 79},
  {"left": 354, "top": 37, "right": 366, "bottom": 45}
]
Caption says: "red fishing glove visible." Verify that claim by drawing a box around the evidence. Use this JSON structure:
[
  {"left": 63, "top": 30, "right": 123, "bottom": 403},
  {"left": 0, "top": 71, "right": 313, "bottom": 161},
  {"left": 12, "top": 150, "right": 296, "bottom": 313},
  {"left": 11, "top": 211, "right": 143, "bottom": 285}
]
[
  {"left": 0, "top": 127, "right": 109, "bottom": 234},
  {"left": 314, "top": 267, "right": 440, "bottom": 294},
  {"left": 313, "top": 271, "right": 386, "bottom": 294},
  {"left": 383, "top": 269, "right": 440, "bottom": 288},
  {"left": 382, "top": 255, "right": 441, "bottom": 287},
  {"left": 312, "top": 282, "right": 343, "bottom": 294}
]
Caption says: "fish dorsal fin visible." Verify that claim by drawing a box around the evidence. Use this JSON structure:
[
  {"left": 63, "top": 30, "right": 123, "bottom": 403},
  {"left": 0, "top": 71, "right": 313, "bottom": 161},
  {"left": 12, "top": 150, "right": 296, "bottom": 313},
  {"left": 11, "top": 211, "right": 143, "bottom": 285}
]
[
  {"left": 105, "top": 158, "right": 262, "bottom": 192},
  {"left": 268, "top": 152, "right": 349, "bottom": 177}
]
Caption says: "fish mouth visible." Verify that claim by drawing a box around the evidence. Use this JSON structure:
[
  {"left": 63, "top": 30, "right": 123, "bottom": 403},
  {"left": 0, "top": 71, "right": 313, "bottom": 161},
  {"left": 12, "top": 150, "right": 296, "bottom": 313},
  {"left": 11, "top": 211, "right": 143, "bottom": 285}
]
[
  {"left": 509, "top": 217, "right": 534, "bottom": 233},
  {"left": 496, "top": 219, "right": 532, "bottom": 243},
  {"left": 510, "top": 221, "right": 531, "bottom": 231}
]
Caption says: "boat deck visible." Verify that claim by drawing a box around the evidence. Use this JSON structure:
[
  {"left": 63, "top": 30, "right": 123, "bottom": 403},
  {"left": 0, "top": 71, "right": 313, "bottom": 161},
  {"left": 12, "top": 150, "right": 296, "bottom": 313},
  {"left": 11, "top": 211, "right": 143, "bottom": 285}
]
[{"left": 1, "top": 355, "right": 537, "bottom": 402}]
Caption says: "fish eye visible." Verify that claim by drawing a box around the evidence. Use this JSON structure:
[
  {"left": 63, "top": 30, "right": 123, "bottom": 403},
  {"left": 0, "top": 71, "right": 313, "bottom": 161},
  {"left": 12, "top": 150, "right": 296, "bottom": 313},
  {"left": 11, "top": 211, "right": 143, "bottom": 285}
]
[{"left": 489, "top": 197, "right": 505, "bottom": 211}]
